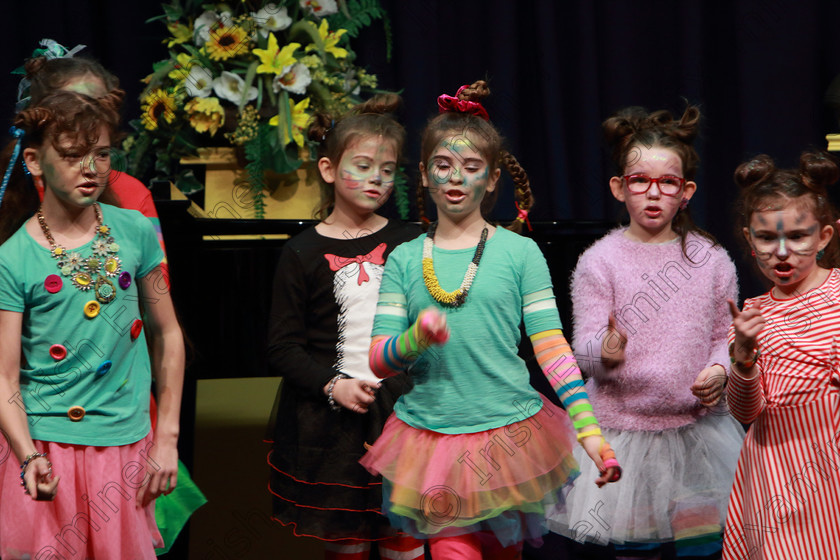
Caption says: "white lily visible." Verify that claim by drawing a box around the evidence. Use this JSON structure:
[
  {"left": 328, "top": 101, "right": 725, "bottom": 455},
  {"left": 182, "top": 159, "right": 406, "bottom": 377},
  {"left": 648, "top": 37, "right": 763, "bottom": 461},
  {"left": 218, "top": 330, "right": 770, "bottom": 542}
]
[
  {"left": 273, "top": 63, "right": 312, "bottom": 95},
  {"left": 185, "top": 66, "right": 214, "bottom": 98},
  {"left": 212, "top": 71, "right": 258, "bottom": 104},
  {"left": 252, "top": 4, "right": 292, "bottom": 38},
  {"left": 300, "top": 0, "right": 338, "bottom": 18}
]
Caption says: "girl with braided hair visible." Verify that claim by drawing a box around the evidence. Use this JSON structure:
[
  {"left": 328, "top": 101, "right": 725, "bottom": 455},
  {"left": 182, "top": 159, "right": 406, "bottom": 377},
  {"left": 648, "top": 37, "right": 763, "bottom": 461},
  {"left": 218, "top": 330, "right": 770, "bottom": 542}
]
[
  {"left": 363, "top": 80, "right": 620, "bottom": 559},
  {"left": 0, "top": 90, "right": 184, "bottom": 558},
  {"left": 548, "top": 105, "right": 744, "bottom": 559},
  {"left": 724, "top": 151, "right": 840, "bottom": 558}
]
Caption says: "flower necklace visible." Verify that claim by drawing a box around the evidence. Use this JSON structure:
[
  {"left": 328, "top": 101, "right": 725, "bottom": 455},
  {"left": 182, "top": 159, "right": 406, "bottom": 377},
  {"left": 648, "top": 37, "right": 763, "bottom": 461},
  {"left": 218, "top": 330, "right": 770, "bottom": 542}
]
[
  {"left": 422, "top": 222, "right": 488, "bottom": 307},
  {"left": 37, "top": 203, "right": 122, "bottom": 304}
]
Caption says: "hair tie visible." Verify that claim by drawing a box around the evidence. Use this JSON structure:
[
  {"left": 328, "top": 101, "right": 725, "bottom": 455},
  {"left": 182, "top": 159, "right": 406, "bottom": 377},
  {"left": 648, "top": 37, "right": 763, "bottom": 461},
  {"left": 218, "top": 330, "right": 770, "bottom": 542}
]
[
  {"left": 0, "top": 127, "right": 26, "bottom": 210},
  {"left": 514, "top": 201, "right": 532, "bottom": 231},
  {"left": 13, "top": 38, "right": 87, "bottom": 112},
  {"left": 321, "top": 118, "right": 335, "bottom": 142},
  {"left": 437, "top": 85, "right": 489, "bottom": 121}
]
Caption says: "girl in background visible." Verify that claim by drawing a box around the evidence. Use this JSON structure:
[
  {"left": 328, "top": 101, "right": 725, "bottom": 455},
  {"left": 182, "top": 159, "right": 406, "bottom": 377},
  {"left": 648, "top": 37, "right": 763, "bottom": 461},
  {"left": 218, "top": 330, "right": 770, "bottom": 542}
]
[
  {"left": 266, "top": 94, "right": 424, "bottom": 560},
  {"left": 0, "top": 90, "right": 183, "bottom": 559},
  {"left": 725, "top": 151, "right": 840, "bottom": 559},
  {"left": 363, "top": 81, "right": 620, "bottom": 560},
  {"left": 548, "top": 106, "right": 744, "bottom": 560},
  {"left": 12, "top": 41, "right": 166, "bottom": 260}
]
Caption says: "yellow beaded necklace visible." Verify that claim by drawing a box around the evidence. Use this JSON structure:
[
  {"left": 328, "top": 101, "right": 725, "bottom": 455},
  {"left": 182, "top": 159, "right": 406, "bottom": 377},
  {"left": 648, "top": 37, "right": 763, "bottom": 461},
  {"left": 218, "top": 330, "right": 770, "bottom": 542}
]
[{"left": 422, "top": 223, "right": 488, "bottom": 307}]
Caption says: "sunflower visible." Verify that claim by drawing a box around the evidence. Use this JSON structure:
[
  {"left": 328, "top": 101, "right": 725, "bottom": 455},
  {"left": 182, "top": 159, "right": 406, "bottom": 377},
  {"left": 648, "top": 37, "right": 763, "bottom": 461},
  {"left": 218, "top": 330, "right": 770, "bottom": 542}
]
[
  {"left": 140, "top": 89, "right": 177, "bottom": 131},
  {"left": 205, "top": 24, "right": 250, "bottom": 61}
]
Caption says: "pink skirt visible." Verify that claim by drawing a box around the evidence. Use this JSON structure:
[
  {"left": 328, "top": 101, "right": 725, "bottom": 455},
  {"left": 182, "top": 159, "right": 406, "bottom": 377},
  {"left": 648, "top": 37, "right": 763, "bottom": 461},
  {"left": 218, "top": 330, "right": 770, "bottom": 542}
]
[
  {"left": 360, "top": 395, "right": 579, "bottom": 546},
  {"left": 0, "top": 432, "right": 163, "bottom": 560}
]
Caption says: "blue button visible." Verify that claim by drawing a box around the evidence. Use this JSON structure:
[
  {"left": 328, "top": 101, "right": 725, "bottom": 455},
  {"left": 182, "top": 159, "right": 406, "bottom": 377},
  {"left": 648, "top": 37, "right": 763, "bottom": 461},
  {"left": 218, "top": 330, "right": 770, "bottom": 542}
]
[{"left": 96, "top": 360, "right": 113, "bottom": 376}]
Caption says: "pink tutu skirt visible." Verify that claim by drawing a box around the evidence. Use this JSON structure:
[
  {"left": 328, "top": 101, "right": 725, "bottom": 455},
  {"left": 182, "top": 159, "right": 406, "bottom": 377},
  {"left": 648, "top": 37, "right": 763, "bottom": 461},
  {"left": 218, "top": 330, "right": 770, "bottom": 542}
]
[
  {"left": 360, "top": 395, "right": 579, "bottom": 546},
  {"left": 0, "top": 432, "right": 163, "bottom": 560}
]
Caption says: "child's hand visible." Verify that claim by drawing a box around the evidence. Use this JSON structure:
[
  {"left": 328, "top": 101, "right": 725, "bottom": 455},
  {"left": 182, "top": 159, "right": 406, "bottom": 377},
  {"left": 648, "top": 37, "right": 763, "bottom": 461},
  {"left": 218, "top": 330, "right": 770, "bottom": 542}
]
[
  {"left": 727, "top": 299, "right": 765, "bottom": 363},
  {"left": 691, "top": 365, "right": 727, "bottom": 407},
  {"left": 417, "top": 308, "right": 449, "bottom": 345},
  {"left": 601, "top": 314, "right": 627, "bottom": 368},
  {"left": 137, "top": 440, "right": 179, "bottom": 507},
  {"left": 332, "top": 377, "right": 378, "bottom": 414},
  {"left": 23, "top": 456, "right": 59, "bottom": 501},
  {"left": 580, "top": 435, "right": 621, "bottom": 488}
]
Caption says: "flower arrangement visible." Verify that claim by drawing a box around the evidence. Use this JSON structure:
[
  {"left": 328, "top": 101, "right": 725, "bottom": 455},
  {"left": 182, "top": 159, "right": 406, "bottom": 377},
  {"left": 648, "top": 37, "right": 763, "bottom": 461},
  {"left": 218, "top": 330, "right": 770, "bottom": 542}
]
[{"left": 125, "top": 0, "right": 405, "bottom": 218}]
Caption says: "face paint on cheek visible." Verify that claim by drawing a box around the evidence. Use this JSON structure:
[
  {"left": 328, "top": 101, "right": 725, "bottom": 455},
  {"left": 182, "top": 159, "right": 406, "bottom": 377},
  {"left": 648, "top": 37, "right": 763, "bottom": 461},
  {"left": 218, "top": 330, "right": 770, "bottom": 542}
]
[{"left": 340, "top": 169, "right": 365, "bottom": 189}]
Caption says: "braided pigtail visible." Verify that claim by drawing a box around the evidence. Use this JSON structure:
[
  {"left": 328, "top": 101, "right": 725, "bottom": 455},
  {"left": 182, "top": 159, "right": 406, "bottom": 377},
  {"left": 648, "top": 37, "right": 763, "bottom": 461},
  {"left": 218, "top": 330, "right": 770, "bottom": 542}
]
[{"left": 501, "top": 151, "right": 533, "bottom": 233}]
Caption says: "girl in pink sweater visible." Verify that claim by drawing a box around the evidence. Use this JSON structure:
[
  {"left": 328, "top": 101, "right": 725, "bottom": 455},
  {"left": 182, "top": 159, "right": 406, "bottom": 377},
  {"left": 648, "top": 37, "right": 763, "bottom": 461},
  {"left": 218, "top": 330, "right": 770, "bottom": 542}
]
[{"left": 548, "top": 106, "right": 744, "bottom": 559}]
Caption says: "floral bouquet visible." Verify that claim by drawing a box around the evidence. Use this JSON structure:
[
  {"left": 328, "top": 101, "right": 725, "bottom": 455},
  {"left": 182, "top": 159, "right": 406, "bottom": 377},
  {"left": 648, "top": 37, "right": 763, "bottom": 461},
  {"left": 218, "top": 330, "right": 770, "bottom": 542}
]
[{"left": 125, "top": 0, "right": 402, "bottom": 218}]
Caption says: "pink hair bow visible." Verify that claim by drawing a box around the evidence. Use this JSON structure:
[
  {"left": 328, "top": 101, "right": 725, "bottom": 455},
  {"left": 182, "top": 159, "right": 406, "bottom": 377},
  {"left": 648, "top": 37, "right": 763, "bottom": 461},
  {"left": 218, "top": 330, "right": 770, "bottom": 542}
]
[{"left": 437, "top": 85, "right": 489, "bottom": 121}]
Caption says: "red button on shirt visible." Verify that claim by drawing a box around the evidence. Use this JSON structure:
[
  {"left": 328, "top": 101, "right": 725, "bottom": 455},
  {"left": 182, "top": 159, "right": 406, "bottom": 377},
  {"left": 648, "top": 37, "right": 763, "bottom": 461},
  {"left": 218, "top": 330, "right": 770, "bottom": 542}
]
[
  {"left": 44, "top": 275, "right": 62, "bottom": 293},
  {"left": 130, "top": 319, "right": 144, "bottom": 340},
  {"left": 49, "top": 344, "right": 67, "bottom": 361}
]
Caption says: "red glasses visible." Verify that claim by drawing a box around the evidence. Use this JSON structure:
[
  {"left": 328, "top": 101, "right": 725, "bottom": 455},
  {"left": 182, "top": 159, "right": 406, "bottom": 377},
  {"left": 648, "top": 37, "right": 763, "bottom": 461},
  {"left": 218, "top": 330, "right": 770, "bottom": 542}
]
[{"left": 623, "top": 174, "right": 686, "bottom": 197}]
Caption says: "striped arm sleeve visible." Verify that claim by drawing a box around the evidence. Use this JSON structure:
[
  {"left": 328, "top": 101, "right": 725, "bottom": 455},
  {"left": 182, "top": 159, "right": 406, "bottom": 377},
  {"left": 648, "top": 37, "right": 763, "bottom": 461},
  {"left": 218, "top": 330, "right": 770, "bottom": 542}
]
[
  {"left": 530, "top": 329, "right": 597, "bottom": 427},
  {"left": 726, "top": 365, "right": 765, "bottom": 424}
]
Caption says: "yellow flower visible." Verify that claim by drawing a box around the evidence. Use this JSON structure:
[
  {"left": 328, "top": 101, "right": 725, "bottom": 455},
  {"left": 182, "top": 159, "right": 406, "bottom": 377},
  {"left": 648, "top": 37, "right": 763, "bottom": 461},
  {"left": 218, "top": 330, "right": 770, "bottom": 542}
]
[
  {"left": 307, "top": 19, "right": 347, "bottom": 59},
  {"left": 205, "top": 24, "right": 250, "bottom": 61},
  {"left": 168, "top": 53, "right": 195, "bottom": 82},
  {"left": 140, "top": 89, "right": 177, "bottom": 131},
  {"left": 269, "top": 97, "right": 310, "bottom": 147},
  {"left": 185, "top": 97, "right": 225, "bottom": 136},
  {"left": 252, "top": 33, "right": 300, "bottom": 74},
  {"left": 166, "top": 21, "right": 193, "bottom": 47}
]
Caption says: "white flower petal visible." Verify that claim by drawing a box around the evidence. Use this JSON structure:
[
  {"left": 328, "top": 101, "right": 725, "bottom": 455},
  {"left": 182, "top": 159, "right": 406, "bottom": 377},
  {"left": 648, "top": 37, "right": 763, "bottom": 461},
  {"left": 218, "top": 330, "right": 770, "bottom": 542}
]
[
  {"left": 254, "top": 5, "right": 292, "bottom": 31},
  {"left": 193, "top": 10, "right": 219, "bottom": 44},
  {"left": 275, "top": 63, "right": 312, "bottom": 95},
  {"left": 300, "top": 0, "right": 338, "bottom": 18},
  {"left": 213, "top": 71, "right": 258, "bottom": 104},
  {"left": 185, "top": 67, "right": 214, "bottom": 98}
]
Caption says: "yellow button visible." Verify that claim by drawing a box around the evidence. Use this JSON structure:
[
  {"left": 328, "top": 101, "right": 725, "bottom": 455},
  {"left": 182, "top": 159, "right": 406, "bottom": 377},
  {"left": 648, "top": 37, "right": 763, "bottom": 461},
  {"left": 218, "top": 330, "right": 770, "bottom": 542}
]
[
  {"left": 67, "top": 406, "right": 85, "bottom": 421},
  {"left": 83, "top": 300, "right": 100, "bottom": 318}
]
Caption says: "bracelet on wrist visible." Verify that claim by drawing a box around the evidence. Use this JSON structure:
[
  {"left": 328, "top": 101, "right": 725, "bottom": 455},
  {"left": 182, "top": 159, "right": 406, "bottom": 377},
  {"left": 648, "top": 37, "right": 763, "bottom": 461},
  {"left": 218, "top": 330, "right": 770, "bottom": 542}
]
[
  {"left": 327, "top": 374, "right": 350, "bottom": 411},
  {"left": 20, "top": 452, "right": 51, "bottom": 494},
  {"left": 729, "top": 342, "right": 759, "bottom": 370}
]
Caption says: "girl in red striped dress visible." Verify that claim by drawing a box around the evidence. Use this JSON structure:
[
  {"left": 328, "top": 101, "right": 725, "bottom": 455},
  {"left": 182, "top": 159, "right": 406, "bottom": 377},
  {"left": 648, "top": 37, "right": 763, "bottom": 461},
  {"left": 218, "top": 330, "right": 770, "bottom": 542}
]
[{"left": 725, "top": 151, "right": 840, "bottom": 559}]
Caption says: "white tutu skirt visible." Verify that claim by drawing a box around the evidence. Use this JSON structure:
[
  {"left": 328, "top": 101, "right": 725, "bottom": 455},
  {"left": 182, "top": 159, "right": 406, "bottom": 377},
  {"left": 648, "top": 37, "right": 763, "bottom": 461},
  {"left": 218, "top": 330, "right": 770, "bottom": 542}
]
[{"left": 547, "top": 411, "right": 744, "bottom": 546}]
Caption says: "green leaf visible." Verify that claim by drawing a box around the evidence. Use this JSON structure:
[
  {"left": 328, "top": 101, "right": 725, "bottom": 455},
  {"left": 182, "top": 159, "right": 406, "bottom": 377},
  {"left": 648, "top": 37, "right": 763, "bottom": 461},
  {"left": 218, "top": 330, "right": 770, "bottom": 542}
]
[
  {"left": 394, "top": 167, "right": 410, "bottom": 220},
  {"left": 176, "top": 169, "right": 205, "bottom": 195},
  {"left": 239, "top": 61, "right": 259, "bottom": 111},
  {"left": 288, "top": 20, "right": 325, "bottom": 54},
  {"left": 181, "top": 43, "right": 215, "bottom": 68},
  {"left": 161, "top": 3, "right": 183, "bottom": 21}
]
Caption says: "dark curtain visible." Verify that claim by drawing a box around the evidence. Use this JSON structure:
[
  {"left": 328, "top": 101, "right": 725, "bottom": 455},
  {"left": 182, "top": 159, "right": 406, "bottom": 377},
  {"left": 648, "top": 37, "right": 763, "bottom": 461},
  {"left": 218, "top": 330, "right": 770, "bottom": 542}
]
[{"left": 5, "top": 0, "right": 840, "bottom": 298}]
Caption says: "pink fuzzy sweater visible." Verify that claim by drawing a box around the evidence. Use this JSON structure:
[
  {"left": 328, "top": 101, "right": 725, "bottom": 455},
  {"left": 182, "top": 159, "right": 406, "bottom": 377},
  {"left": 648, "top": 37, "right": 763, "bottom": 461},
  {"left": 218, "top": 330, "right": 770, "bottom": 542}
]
[{"left": 571, "top": 228, "right": 738, "bottom": 431}]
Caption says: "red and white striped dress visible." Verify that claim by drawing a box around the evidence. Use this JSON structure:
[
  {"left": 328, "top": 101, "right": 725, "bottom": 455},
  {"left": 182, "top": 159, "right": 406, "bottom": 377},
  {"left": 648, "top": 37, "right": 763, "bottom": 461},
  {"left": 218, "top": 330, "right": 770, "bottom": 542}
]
[{"left": 723, "top": 269, "right": 840, "bottom": 560}]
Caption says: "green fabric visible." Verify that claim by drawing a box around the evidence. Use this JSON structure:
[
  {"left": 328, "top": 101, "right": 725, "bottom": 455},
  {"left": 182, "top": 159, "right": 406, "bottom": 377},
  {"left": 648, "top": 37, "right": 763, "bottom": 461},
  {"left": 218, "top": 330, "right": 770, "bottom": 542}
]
[
  {"left": 374, "top": 228, "right": 562, "bottom": 434},
  {"left": 0, "top": 204, "right": 164, "bottom": 446},
  {"left": 155, "top": 460, "right": 208, "bottom": 555}
]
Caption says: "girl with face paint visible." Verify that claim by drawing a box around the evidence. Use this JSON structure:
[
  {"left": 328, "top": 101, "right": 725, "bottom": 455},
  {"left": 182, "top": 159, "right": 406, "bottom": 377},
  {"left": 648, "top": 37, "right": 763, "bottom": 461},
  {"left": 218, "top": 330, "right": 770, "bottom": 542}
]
[
  {"left": 363, "top": 81, "right": 620, "bottom": 560},
  {"left": 549, "top": 106, "right": 745, "bottom": 560},
  {"left": 266, "top": 94, "right": 425, "bottom": 560},
  {"left": 724, "top": 152, "right": 840, "bottom": 558},
  {"left": 0, "top": 90, "right": 185, "bottom": 559}
]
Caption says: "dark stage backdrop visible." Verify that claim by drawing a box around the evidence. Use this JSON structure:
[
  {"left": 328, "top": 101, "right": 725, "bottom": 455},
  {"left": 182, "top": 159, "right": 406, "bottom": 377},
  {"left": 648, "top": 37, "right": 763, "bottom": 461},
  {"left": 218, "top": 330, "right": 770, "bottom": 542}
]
[{"left": 5, "top": 0, "right": 840, "bottom": 298}]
